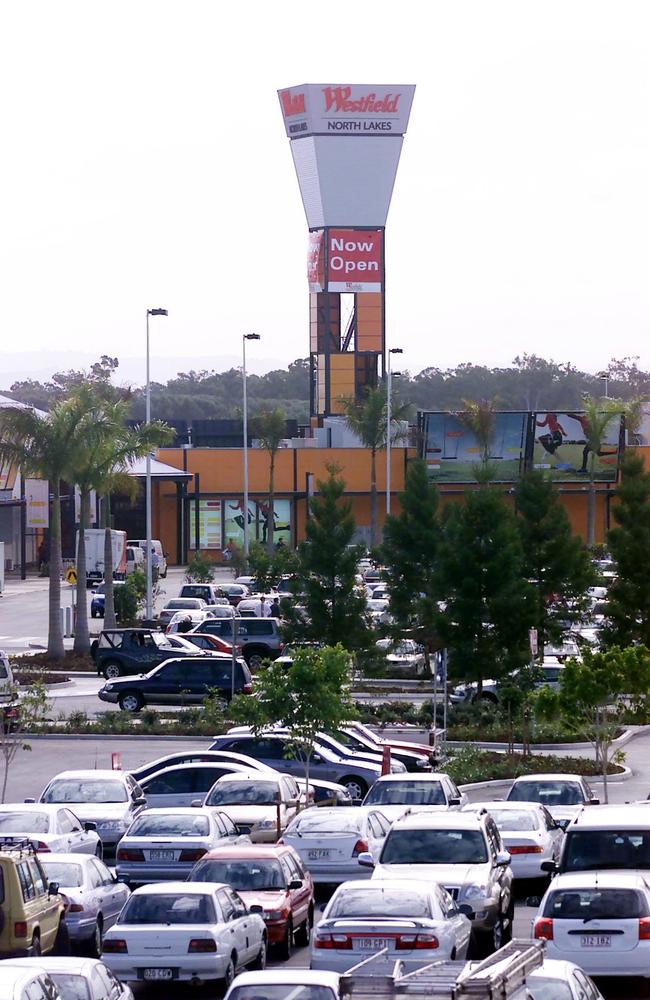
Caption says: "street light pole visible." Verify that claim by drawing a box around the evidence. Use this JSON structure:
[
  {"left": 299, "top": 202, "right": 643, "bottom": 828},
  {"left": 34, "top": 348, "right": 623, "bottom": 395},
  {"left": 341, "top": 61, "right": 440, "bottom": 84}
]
[
  {"left": 596, "top": 370, "right": 610, "bottom": 399},
  {"left": 386, "top": 348, "right": 403, "bottom": 516},
  {"left": 145, "top": 308, "right": 168, "bottom": 621},
  {"left": 242, "top": 333, "right": 261, "bottom": 561}
]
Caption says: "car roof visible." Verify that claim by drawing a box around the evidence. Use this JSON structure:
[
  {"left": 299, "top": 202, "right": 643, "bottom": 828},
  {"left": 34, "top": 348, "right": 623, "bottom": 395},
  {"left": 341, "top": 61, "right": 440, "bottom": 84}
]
[
  {"left": 292, "top": 806, "right": 371, "bottom": 822},
  {"left": 229, "top": 971, "right": 340, "bottom": 989},
  {"left": 371, "top": 772, "right": 449, "bottom": 783},
  {"left": 131, "top": 881, "right": 224, "bottom": 895},
  {"left": 568, "top": 804, "right": 650, "bottom": 828},
  {"left": 4, "top": 956, "right": 105, "bottom": 974},
  {"left": 38, "top": 852, "right": 96, "bottom": 865},
  {"left": 511, "top": 773, "right": 586, "bottom": 783},
  {"left": 45, "top": 770, "right": 128, "bottom": 781},
  {"left": 141, "top": 762, "right": 250, "bottom": 780},
  {"left": 548, "top": 870, "right": 650, "bottom": 891},
  {"left": 128, "top": 807, "right": 216, "bottom": 817},
  {"left": 0, "top": 803, "right": 61, "bottom": 813},
  {"left": 391, "top": 811, "right": 484, "bottom": 831},
  {"left": 0, "top": 965, "right": 51, "bottom": 987},
  {"left": 202, "top": 844, "right": 295, "bottom": 860},
  {"left": 463, "top": 801, "right": 546, "bottom": 812},
  {"left": 216, "top": 772, "right": 280, "bottom": 783}
]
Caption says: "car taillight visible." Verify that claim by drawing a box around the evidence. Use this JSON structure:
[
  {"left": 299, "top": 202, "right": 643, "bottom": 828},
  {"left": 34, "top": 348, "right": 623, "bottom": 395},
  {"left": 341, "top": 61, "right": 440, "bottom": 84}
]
[
  {"left": 67, "top": 903, "right": 84, "bottom": 913},
  {"left": 243, "top": 684, "right": 253, "bottom": 695},
  {"left": 102, "top": 939, "right": 128, "bottom": 953},
  {"left": 14, "top": 921, "right": 27, "bottom": 938},
  {"left": 278, "top": 642, "right": 284, "bottom": 652},
  {"left": 314, "top": 933, "right": 352, "bottom": 950},
  {"left": 179, "top": 849, "right": 207, "bottom": 863},
  {"left": 396, "top": 933, "right": 439, "bottom": 950},
  {"left": 34, "top": 842, "right": 51, "bottom": 852},
  {"left": 116, "top": 848, "right": 145, "bottom": 862},
  {"left": 188, "top": 938, "right": 217, "bottom": 953},
  {"left": 639, "top": 918, "right": 650, "bottom": 940},
  {"left": 534, "top": 918, "right": 553, "bottom": 941},
  {"left": 508, "top": 845, "right": 544, "bottom": 855},
  {"left": 352, "top": 839, "right": 369, "bottom": 857}
]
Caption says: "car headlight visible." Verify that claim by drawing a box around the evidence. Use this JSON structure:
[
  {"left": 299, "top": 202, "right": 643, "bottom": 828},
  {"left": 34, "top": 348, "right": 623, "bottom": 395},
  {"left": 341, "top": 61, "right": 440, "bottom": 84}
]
[
  {"left": 252, "top": 819, "right": 277, "bottom": 830},
  {"left": 390, "top": 761, "right": 407, "bottom": 773},
  {"left": 461, "top": 884, "right": 488, "bottom": 900},
  {"left": 104, "top": 684, "right": 114, "bottom": 691}
]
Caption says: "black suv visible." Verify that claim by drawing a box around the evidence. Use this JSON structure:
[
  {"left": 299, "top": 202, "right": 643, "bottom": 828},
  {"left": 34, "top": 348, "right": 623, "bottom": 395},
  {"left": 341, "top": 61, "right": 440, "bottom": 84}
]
[
  {"left": 98, "top": 656, "right": 253, "bottom": 711},
  {"left": 190, "top": 618, "right": 284, "bottom": 668},
  {"left": 92, "top": 628, "right": 210, "bottom": 679}
]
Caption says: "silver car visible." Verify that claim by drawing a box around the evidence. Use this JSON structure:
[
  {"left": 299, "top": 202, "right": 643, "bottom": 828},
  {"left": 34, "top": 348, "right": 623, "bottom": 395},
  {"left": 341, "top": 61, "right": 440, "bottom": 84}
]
[
  {"left": 0, "top": 804, "right": 101, "bottom": 856},
  {"left": 38, "top": 853, "right": 131, "bottom": 955},
  {"left": 282, "top": 807, "right": 391, "bottom": 884},
  {"left": 115, "top": 807, "right": 246, "bottom": 886}
]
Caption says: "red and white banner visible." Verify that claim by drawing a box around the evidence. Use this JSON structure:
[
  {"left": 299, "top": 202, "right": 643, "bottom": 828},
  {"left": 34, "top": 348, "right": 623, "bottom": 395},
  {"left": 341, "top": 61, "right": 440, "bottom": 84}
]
[
  {"left": 307, "top": 230, "right": 324, "bottom": 292},
  {"left": 326, "top": 229, "right": 383, "bottom": 293}
]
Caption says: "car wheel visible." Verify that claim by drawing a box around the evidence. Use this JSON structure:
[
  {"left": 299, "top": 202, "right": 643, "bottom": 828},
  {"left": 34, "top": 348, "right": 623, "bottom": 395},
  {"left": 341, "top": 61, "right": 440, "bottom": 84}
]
[
  {"left": 249, "top": 936, "right": 267, "bottom": 970},
  {"left": 118, "top": 691, "right": 143, "bottom": 712},
  {"left": 89, "top": 917, "right": 103, "bottom": 957},
  {"left": 294, "top": 908, "right": 312, "bottom": 947},
  {"left": 502, "top": 898, "right": 514, "bottom": 945},
  {"left": 277, "top": 918, "right": 293, "bottom": 960},
  {"left": 103, "top": 661, "right": 122, "bottom": 680},
  {"left": 491, "top": 913, "right": 504, "bottom": 951},
  {"left": 340, "top": 776, "right": 368, "bottom": 801},
  {"left": 247, "top": 651, "right": 264, "bottom": 670},
  {"left": 221, "top": 953, "right": 236, "bottom": 990},
  {"left": 30, "top": 933, "right": 41, "bottom": 957}
]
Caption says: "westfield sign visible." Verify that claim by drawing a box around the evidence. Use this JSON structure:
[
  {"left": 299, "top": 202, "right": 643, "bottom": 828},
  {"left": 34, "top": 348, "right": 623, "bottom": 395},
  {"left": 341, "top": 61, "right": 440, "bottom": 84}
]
[{"left": 322, "top": 87, "right": 401, "bottom": 114}]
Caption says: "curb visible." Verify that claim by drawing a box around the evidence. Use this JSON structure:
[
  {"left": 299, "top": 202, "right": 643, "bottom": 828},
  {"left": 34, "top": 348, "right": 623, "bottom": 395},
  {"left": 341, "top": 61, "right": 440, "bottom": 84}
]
[
  {"left": 459, "top": 764, "right": 632, "bottom": 794},
  {"left": 446, "top": 725, "right": 650, "bottom": 754},
  {"left": 24, "top": 733, "right": 210, "bottom": 743}
]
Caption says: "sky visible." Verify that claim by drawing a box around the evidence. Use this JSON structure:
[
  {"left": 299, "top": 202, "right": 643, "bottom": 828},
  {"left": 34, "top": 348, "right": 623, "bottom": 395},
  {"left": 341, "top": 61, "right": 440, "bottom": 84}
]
[{"left": 1, "top": 1, "right": 650, "bottom": 386}]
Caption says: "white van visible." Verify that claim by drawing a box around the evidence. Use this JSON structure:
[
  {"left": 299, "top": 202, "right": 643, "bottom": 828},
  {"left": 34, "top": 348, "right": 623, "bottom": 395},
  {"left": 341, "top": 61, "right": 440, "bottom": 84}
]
[
  {"left": 127, "top": 539, "right": 167, "bottom": 578},
  {"left": 125, "top": 545, "right": 145, "bottom": 576}
]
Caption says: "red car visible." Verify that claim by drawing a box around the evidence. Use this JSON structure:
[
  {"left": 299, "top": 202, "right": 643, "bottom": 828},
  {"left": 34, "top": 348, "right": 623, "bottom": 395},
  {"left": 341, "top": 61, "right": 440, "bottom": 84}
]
[
  {"left": 187, "top": 844, "right": 314, "bottom": 958},
  {"left": 179, "top": 632, "right": 242, "bottom": 656}
]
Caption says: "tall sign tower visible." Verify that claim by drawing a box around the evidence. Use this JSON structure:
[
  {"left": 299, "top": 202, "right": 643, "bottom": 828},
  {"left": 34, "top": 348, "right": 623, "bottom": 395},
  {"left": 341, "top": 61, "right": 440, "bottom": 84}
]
[{"left": 279, "top": 83, "right": 415, "bottom": 423}]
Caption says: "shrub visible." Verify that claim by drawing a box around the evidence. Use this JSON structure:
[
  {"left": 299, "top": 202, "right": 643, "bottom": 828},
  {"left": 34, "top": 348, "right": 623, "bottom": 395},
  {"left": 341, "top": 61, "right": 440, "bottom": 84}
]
[{"left": 185, "top": 553, "right": 216, "bottom": 583}]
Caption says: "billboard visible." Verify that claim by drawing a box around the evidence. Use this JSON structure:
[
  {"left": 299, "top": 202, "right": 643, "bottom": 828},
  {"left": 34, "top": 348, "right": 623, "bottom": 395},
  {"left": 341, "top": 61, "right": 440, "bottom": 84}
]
[
  {"left": 326, "top": 229, "right": 383, "bottom": 292},
  {"left": 223, "top": 499, "right": 291, "bottom": 548},
  {"left": 422, "top": 412, "right": 528, "bottom": 483},
  {"left": 532, "top": 411, "right": 622, "bottom": 482},
  {"left": 279, "top": 84, "right": 416, "bottom": 138},
  {"left": 25, "top": 478, "right": 49, "bottom": 528}
]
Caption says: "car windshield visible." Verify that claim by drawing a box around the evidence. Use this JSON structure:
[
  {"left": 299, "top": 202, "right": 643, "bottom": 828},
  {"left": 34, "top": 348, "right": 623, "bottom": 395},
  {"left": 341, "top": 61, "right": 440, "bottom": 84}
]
[
  {"left": 228, "top": 988, "right": 335, "bottom": 1000},
  {"left": 206, "top": 781, "right": 280, "bottom": 806},
  {"left": 120, "top": 892, "right": 215, "bottom": 924},
  {"left": 191, "top": 858, "right": 285, "bottom": 890},
  {"left": 42, "top": 779, "right": 127, "bottom": 803},
  {"left": 0, "top": 811, "right": 50, "bottom": 833},
  {"left": 50, "top": 974, "right": 91, "bottom": 1000},
  {"left": 544, "top": 887, "right": 647, "bottom": 919},
  {"left": 288, "top": 813, "right": 362, "bottom": 835},
  {"left": 526, "top": 978, "right": 573, "bottom": 1000},
  {"left": 381, "top": 828, "right": 488, "bottom": 865},
  {"left": 563, "top": 831, "right": 650, "bottom": 871},
  {"left": 507, "top": 781, "right": 584, "bottom": 806},
  {"left": 330, "top": 886, "right": 433, "bottom": 918},
  {"left": 128, "top": 814, "right": 210, "bottom": 837},
  {"left": 40, "top": 861, "right": 84, "bottom": 888},
  {"left": 484, "top": 809, "right": 539, "bottom": 832},
  {"left": 365, "top": 781, "right": 445, "bottom": 806}
]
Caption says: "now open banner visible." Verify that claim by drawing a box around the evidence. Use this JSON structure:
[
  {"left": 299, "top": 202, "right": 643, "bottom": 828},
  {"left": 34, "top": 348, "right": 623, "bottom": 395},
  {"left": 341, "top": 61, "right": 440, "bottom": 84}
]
[{"left": 326, "top": 229, "right": 383, "bottom": 293}]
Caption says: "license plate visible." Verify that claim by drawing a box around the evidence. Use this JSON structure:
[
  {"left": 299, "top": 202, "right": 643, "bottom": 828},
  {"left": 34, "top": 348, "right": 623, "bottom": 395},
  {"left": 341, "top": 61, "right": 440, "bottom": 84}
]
[
  {"left": 143, "top": 968, "right": 174, "bottom": 980},
  {"left": 580, "top": 935, "right": 611, "bottom": 948},
  {"left": 149, "top": 850, "right": 175, "bottom": 861},
  {"left": 357, "top": 937, "right": 392, "bottom": 951},
  {"left": 307, "top": 849, "right": 331, "bottom": 860}
]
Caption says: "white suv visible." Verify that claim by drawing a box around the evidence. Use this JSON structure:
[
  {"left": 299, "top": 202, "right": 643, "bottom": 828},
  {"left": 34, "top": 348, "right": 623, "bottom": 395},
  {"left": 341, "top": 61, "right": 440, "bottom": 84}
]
[{"left": 359, "top": 809, "right": 514, "bottom": 956}]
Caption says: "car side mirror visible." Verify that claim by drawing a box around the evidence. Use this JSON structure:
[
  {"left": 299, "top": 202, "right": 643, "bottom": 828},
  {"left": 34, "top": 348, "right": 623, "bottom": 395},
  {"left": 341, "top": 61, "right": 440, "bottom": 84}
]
[
  {"left": 357, "top": 852, "right": 375, "bottom": 869},
  {"left": 540, "top": 860, "right": 558, "bottom": 874},
  {"left": 311, "top": 754, "right": 322, "bottom": 763},
  {"left": 525, "top": 896, "right": 542, "bottom": 908},
  {"left": 458, "top": 904, "right": 475, "bottom": 919},
  {"left": 48, "top": 881, "right": 59, "bottom": 897},
  {"left": 448, "top": 797, "right": 461, "bottom": 806},
  {"left": 24, "top": 798, "right": 35, "bottom": 804},
  {"left": 83, "top": 822, "right": 97, "bottom": 832},
  {"left": 191, "top": 799, "right": 203, "bottom": 808},
  {"left": 590, "top": 797, "right": 600, "bottom": 805},
  {"left": 288, "top": 879, "right": 303, "bottom": 890},
  {"left": 133, "top": 797, "right": 146, "bottom": 807},
  {"left": 248, "top": 904, "right": 263, "bottom": 915},
  {"left": 496, "top": 851, "right": 511, "bottom": 867}
]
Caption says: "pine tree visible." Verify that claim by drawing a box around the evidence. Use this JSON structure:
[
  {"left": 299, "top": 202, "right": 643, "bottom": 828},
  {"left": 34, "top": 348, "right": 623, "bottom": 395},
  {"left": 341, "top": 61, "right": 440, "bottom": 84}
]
[
  {"left": 604, "top": 452, "right": 650, "bottom": 648},
  {"left": 382, "top": 459, "right": 440, "bottom": 638},
  {"left": 283, "top": 466, "right": 370, "bottom": 651},
  {"left": 515, "top": 470, "right": 594, "bottom": 655},
  {"left": 436, "top": 487, "right": 532, "bottom": 691}
]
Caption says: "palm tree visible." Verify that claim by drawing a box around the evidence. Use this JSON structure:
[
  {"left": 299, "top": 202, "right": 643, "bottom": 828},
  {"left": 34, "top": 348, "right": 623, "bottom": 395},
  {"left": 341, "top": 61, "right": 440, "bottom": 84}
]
[
  {"left": 0, "top": 400, "right": 90, "bottom": 660},
  {"left": 572, "top": 397, "right": 625, "bottom": 547},
  {"left": 457, "top": 398, "right": 498, "bottom": 483},
  {"left": 253, "top": 408, "right": 287, "bottom": 552},
  {"left": 340, "top": 385, "right": 410, "bottom": 548}
]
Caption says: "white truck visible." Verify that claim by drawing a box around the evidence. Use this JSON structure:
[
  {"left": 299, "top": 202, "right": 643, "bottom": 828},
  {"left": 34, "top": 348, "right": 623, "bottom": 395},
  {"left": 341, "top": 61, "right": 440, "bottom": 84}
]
[{"left": 77, "top": 528, "right": 127, "bottom": 586}]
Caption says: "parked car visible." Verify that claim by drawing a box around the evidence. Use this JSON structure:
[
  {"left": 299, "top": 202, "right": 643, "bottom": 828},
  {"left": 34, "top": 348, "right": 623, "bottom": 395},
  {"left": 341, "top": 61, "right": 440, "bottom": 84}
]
[
  {"left": 281, "top": 806, "right": 390, "bottom": 884},
  {"left": 165, "top": 609, "right": 224, "bottom": 633},
  {"left": 334, "top": 725, "right": 432, "bottom": 772},
  {"left": 361, "top": 810, "right": 514, "bottom": 956},
  {"left": 361, "top": 772, "right": 467, "bottom": 822},
  {"left": 189, "top": 844, "right": 314, "bottom": 959},
  {"left": 159, "top": 598, "right": 207, "bottom": 626},
  {"left": 531, "top": 871, "right": 650, "bottom": 982},
  {"left": 92, "top": 628, "right": 210, "bottom": 680},
  {"left": 90, "top": 581, "right": 127, "bottom": 619},
  {"left": 178, "top": 583, "right": 229, "bottom": 605},
  {"left": 0, "top": 840, "right": 67, "bottom": 957},
  {"left": 0, "top": 804, "right": 101, "bottom": 857},
  {"left": 209, "top": 733, "right": 382, "bottom": 801},
  {"left": 101, "top": 881, "right": 267, "bottom": 987},
  {"left": 547, "top": 803, "right": 650, "bottom": 875},
  {"left": 506, "top": 773, "right": 599, "bottom": 829},
  {"left": 0, "top": 966, "right": 64, "bottom": 1000},
  {"left": 225, "top": 725, "right": 407, "bottom": 774},
  {"left": 451, "top": 661, "right": 568, "bottom": 704},
  {"left": 179, "top": 631, "right": 240, "bottom": 655},
  {"left": 375, "top": 638, "right": 428, "bottom": 676},
  {"left": 35, "top": 771, "right": 147, "bottom": 860},
  {"left": 116, "top": 807, "right": 246, "bottom": 885},
  {"left": 38, "top": 853, "right": 131, "bottom": 956},
  {"left": 296, "top": 778, "right": 353, "bottom": 808},
  {"left": 311, "top": 878, "right": 472, "bottom": 973},
  {"left": 202, "top": 772, "right": 302, "bottom": 841},
  {"left": 98, "top": 656, "right": 253, "bottom": 711},
  {"left": 3, "top": 957, "right": 134, "bottom": 999},
  {"left": 219, "top": 583, "right": 250, "bottom": 607},
  {"left": 224, "top": 971, "right": 340, "bottom": 1000},
  {"left": 127, "top": 538, "right": 167, "bottom": 578},
  {"left": 129, "top": 751, "right": 276, "bottom": 785},
  {"left": 462, "top": 801, "right": 564, "bottom": 879},
  {"left": 137, "top": 762, "right": 254, "bottom": 808},
  {"left": 125, "top": 545, "right": 145, "bottom": 577},
  {"left": 526, "top": 959, "right": 605, "bottom": 1000},
  {"left": 191, "top": 618, "right": 284, "bottom": 668}
]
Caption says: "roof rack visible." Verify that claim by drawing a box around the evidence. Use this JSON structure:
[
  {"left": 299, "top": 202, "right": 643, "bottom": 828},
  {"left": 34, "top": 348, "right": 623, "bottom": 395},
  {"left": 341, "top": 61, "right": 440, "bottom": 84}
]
[
  {"left": 0, "top": 836, "right": 36, "bottom": 855},
  {"left": 338, "top": 940, "right": 544, "bottom": 999}
]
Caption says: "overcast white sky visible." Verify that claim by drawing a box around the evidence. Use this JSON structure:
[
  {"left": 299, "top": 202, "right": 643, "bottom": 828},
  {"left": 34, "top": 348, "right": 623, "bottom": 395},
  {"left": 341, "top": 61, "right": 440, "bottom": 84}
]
[{"left": 2, "top": 0, "right": 650, "bottom": 385}]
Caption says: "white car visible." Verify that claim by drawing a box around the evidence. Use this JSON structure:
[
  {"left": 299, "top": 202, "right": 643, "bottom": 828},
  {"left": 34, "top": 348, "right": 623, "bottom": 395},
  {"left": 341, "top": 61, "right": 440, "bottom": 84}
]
[
  {"left": 462, "top": 801, "right": 564, "bottom": 878},
  {"left": 225, "top": 970, "right": 340, "bottom": 1000},
  {"left": 506, "top": 773, "right": 600, "bottom": 829},
  {"left": 531, "top": 871, "right": 650, "bottom": 981},
  {"left": 376, "top": 638, "right": 428, "bottom": 676},
  {"left": 159, "top": 598, "right": 207, "bottom": 625},
  {"left": 361, "top": 772, "right": 467, "bottom": 823},
  {"left": 526, "top": 959, "right": 605, "bottom": 1000},
  {"left": 281, "top": 807, "right": 391, "bottom": 884},
  {"left": 138, "top": 762, "right": 253, "bottom": 808},
  {"left": 39, "top": 853, "right": 131, "bottom": 954},
  {"left": 0, "top": 965, "right": 63, "bottom": 1000},
  {"left": 115, "top": 807, "right": 246, "bottom": 885},
  {"left": 202, "top": 772, "right": 301, "bottom": 842},
  {"left": 0, "top": 804, "right": 101, "bottom": 856},
  {"left": 3, "top": 957, "right": 133, "bottom": 999},
  {"left": 102, "top": 881, "right": 267, "bottom": 986},
  {"left": 311, "top": 879, "right": 472, "bottom": 973}
]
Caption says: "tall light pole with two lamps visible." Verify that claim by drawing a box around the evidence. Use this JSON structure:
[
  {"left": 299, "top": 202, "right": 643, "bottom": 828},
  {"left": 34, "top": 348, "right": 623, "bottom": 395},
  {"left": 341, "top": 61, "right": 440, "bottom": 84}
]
[
  {"left": 386, "top": 347, "right": 403, "bottom": 516},
  {"left": 242, "top": 333, "right": 260, "bottom": 560},
  {"left": 145, "top": 307, "right": 168, "bottom": 621}
]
